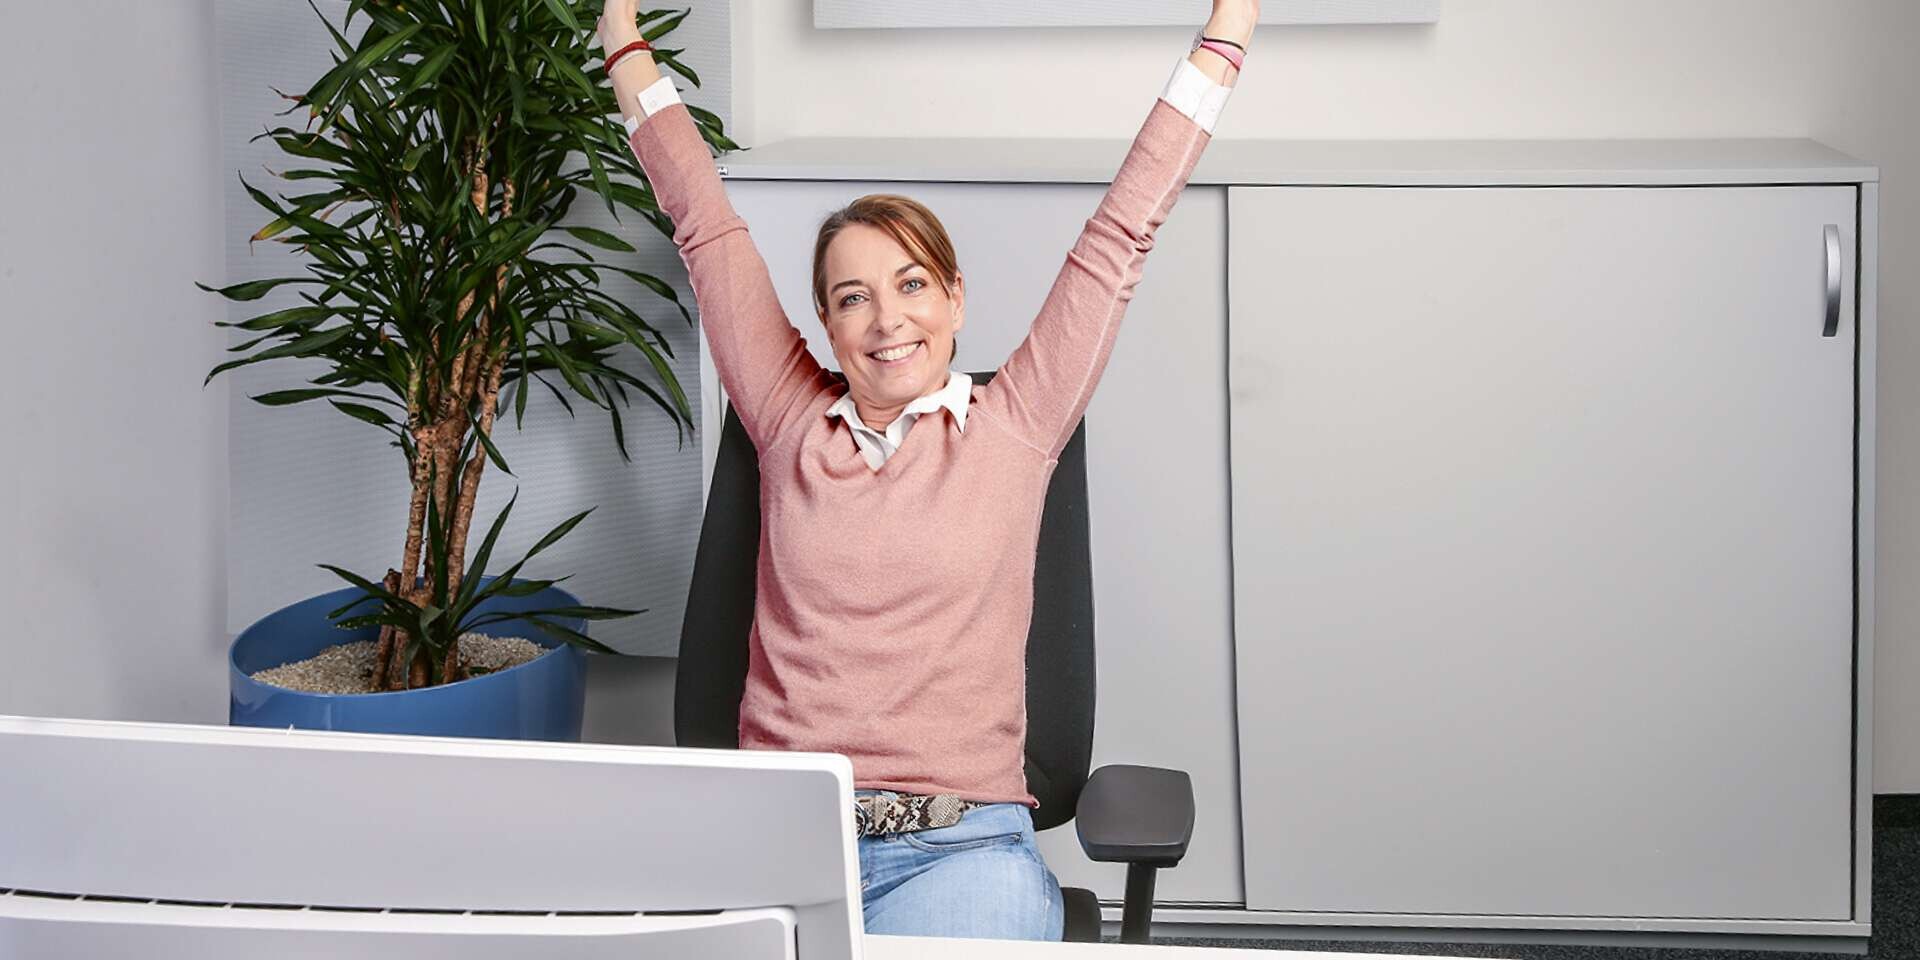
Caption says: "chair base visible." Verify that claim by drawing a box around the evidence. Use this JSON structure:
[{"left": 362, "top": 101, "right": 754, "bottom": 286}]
[{"left": 1061, "top": 886, "right": 1102, "bottom": 943}]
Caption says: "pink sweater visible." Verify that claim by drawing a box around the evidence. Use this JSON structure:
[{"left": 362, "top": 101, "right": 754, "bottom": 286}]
[{"left": 628, "top": 98, "right": 1210, "bottom": 807}]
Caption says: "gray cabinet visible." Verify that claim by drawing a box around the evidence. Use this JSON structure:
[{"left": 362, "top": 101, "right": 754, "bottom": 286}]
[
  {"left": 1228, "top": 185, "right": 1857, "bottom": 920},
  {"left": 712, "top": 137, "right": 1878, "bottom": 950}
]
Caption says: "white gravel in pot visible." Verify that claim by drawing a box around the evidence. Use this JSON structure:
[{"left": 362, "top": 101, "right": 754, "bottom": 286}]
[{"left": 249, "top": 633, "right": 546, "bottom": 694}]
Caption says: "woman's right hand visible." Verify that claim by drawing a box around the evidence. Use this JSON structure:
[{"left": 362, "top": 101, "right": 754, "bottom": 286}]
[{"left": 599, "top": 0, "right": 642, "bottom": 51}]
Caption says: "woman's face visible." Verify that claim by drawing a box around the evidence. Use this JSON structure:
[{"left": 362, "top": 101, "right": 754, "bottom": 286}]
[{"left": 818, "top": 223, "right": 964, "bottom": 416}]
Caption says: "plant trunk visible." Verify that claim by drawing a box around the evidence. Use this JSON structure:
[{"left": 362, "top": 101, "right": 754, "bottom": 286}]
[
  {"left": 445, "top": 156, "right": 491, "bottom": 407},
  {"left": 443, "top": 177, "right": 514, "bottom": 609},
  {"left": 399, "top": 422, "right": 433, "bottom": 595},
  {"left": 408, "top": 643, "right": 429, "bottom": 689},
  {"left": 376, "top": 148, "right": 508, "bottom": 692},
  {"left": 441, "top": 640, "right": 466, "bottom": 686},
  {"left": 445, "top": 353, "right": 504, "bottom": 601},
  {"left": 370, "top": 568, "right": 403, "bottom": 690},
  {"left": 380, "top": 420, "right": 438, "bottom": 690}
]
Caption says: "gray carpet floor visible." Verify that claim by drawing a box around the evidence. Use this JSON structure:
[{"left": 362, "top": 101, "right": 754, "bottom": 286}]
[{"left": 1111, "top": 796, "right": 1916, "bottom": 958}]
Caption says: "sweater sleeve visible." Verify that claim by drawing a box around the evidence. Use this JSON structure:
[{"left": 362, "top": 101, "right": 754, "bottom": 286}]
[
  {"left": 626, "top": 103, "right": 829, "bottom": 451},
  {"left": 976, "top": 97, "right": 1211, "bottom": 460}
]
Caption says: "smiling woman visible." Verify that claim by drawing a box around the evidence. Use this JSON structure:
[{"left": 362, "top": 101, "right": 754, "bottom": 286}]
[
  {"left": 600, "top": 0, "right": 1257, "bottom": 942},
  {"left": 811, "top": 194, "right": 967, "bottom": 431}
]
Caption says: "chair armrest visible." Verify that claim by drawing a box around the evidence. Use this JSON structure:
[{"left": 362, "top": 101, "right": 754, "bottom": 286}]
[{"left": 1073, "top": 764, "right": 1194, "bottom": 867}]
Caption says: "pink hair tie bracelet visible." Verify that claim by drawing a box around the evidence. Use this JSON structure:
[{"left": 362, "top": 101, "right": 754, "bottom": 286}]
[{"left": 1196, "top": 37, "right": 1245, "bottom": 72}]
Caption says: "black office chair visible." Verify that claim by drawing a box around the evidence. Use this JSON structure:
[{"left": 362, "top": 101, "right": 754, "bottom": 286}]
[{"left": 675, "top": 370, "right": 1195, "bottom": 944}]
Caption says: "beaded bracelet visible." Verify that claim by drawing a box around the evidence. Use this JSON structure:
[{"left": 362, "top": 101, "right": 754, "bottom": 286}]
[{"left": 604, "top": 38, "right": 654, "bottom": 75}]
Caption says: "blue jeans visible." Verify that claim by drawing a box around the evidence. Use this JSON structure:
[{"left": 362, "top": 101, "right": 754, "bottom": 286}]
[{"left": 856, "top": 789, "right": 1065, "bottom": 941}]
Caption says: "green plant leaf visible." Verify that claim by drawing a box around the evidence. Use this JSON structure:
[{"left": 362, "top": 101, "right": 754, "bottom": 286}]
[
  {"left": 561, "top": 226, "right": 634, "bottom": 252},
  {"left": 523, "top": 616, "right": 620, "bottom": 655},
  {"left": 499, "top": 577, "right": 563, "bottom": 596},
  {"left": 352, "top": 22, "right": 424, "bottom": 74},
  {"left": 525, "top": 507, "right": 591, "bottom": 559},
  {"left": 252, "top": 217, "right": 294, "bottom": 244},
  {"left": 531, "top": 604, "right": 644, "bottom": 620},
  {"left": 325, "top": 592, "right": 385, "bottom": 621},
  {"left": 333, "top": 612, "right": 416, "bottom": 632},
  {"left": 330, "top": 400, "right": 397, "bottom": 427},
  {"left": 251, "top": 388, "right": 400, "bottom": 407},
  {"left": 473, "top": 424, "right": 514, "bottom": 476},
  {"left": 600, "top": 380, "right": 630, "bottom": 460},
  {"left": 453, "top": 492, "right": 517, "bottom": 614},
  {"left": 641, "top": 8, "right": 689, "bottom": 42},
  {"left": 317, "top": 563, "right": 416, "bottom": 610},
  {"left": 402, "top": 42, "right": 459, "bottom": 97},
  {"left": 400, "top": 141, "right": 433, "bottom": 172},
  {"left": 653, "top": 51, "right": 700, "bottom": 88},
  {"left": 205, "top": 325, "right": 356, "bottom": 385},
  {"left": 604, "top": 267, "right": 691, "bottom": 325},
  {"left": 542, "top": 340, "right": 600, "bottom": 404},
  {"left": 218, "top": 303, "right": 333, "bottom": 333},
  {"left": 583, "top": 142, "right": 616, "bottom": 217},
  {"left": 197, "top": 277, "right": 310, "bottom": 302},
  {"left": 538, "top": 41, "right": 597, "bottom": 99},
  {"left": 542, "top": 0, "right": 581, "bottom": 33}
]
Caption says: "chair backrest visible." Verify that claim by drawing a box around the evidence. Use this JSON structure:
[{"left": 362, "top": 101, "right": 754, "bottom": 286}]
[{"left": 676, "top": 371, "right": 1096, "bottom": 832}]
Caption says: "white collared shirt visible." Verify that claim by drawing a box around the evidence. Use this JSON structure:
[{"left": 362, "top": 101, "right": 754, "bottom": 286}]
[{"left": 825, "top": 370, "right": 974, "bottom": 470}]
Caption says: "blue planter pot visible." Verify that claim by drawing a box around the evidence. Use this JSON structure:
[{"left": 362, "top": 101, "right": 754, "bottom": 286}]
[{"left": 230, "top": 578, "right": 588, "bottom": 741}]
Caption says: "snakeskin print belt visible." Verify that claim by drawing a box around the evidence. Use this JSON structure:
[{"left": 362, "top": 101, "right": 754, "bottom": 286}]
[{"left": 853, "top": 792, "right": 980, "bottom": 837}]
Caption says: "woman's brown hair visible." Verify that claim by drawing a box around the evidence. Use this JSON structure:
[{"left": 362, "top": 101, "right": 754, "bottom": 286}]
[{"left": 811, "top": 194, "right": 962, "bottom": 332}]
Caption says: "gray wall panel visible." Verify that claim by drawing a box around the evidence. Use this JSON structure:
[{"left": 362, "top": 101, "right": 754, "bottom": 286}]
[{"left": 1, "top": 0, "right": 231, "bottom": 724}]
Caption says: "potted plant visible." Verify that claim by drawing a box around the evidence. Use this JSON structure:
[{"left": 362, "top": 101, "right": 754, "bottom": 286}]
[{"left": 204, "top": 0, "right": 736, "bottom": 740}]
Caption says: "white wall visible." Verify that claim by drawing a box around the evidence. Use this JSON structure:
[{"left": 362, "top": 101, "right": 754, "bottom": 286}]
[
  {"left": 0, "top": 1, "right": 230, "bottom": 723},
  {"left": 730, "top": 0, "right": 1920, "bottom": 792}
]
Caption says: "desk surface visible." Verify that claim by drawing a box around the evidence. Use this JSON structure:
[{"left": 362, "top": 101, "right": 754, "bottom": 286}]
[{"left": 868, "top": 934, "right": 1475, "bottom": 958}]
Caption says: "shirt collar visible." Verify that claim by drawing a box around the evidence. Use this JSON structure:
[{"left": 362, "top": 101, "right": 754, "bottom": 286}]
[{"left": 825, "top": 370, "right": 973, "bottom": 435}]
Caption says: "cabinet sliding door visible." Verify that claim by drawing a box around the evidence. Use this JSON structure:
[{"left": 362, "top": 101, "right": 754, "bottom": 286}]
[{"left": 1227, "top": 185, "right": 1857, "bottom": 920}]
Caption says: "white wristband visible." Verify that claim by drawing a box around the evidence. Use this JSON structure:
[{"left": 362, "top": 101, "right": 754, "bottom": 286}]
[
  {"left": 1160, "top": 57, "right": 1232, "bottom": 135},
  {"left": 638, "top": 75, "right": 682, "bottom": 117},
  {"left": 621, "top": 75, "right": 684, "bottom": 136}
]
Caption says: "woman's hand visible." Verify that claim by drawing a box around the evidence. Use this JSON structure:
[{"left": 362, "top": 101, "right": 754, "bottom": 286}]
[
  {"left": 1190, "top": 0, "right": 1257, "bottom": 86},
  {"left": 1205, "top": 0, "right": 1259, "bottom": 47},
  {"left": 598, "top": 0, "right": 664, "bottom": 121},
  {"left": 598, "top": 0, "right": 642, "bottom": 51}
]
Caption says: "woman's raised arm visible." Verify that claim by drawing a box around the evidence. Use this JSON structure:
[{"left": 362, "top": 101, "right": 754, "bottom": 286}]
[
  {"left": 976, "top": 2, "right": 1256, "bottom": 460},
  {"left": 601, "top": 1, "right": 827, "bottom": 451}
]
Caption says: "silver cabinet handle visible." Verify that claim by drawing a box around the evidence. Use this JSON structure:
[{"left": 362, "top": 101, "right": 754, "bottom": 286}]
[{"left": 1823, "top": 224, "right": 1841, "bottom": 338}]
